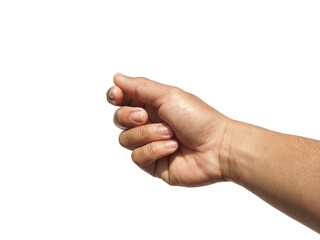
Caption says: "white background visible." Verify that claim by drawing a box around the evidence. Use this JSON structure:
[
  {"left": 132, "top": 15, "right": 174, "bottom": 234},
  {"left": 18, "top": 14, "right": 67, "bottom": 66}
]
[{"left": 0, "top": 0, "right": 319, "bottom": 239}]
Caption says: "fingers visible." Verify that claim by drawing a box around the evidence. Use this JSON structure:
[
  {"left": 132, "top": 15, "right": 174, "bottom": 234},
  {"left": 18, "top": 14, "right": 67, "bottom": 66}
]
[
  {"left": 113, "top": 73, "right": 170, "bottom": 108},
  {"left": 131, "top": 140, "right": 178, "bottom": 168},
  {"left": 119, "top": 123, "right": 174, "bottom": 150},
  {"left": 113, "top": 106, "right": 148, "bottom": 129}
]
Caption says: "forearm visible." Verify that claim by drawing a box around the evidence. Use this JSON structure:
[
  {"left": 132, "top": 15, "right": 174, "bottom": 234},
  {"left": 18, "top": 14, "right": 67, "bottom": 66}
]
[{"left": 222, "top": 120, "right": 320, "bottom": 232}]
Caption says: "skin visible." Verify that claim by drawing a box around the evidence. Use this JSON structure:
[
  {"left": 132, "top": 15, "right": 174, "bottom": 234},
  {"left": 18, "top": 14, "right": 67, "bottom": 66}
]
[{"left": 107, "top": 73, "right": 320, "bottom": 233}]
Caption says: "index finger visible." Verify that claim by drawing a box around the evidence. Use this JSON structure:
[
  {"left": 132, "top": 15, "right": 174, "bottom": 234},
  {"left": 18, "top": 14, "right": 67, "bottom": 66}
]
[{"left": 106, "top": 85, "right": 145, "bottom": 107}]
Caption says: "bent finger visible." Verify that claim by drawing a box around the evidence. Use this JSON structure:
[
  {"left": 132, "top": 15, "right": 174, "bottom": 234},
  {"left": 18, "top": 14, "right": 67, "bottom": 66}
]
[
  {"left": 131, "top": 140, "right": 178, "bottom": 168},
  {"left": 119, "top": 123, "right": 174, "bottom": 150},
  {"left": 107, "top": 85, "right": 146, "bottom": 107},
  {"left": 107, "top": 85, "right": 130, "bottom": 106},
  {"left": 113, "top": 106, "right": 148, "bottom": 129}
]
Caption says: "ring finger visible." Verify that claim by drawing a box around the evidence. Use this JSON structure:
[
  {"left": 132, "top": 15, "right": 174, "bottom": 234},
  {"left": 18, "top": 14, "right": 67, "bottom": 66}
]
[{"left": 131, "top": 140, "right": 179, "bottom": 169}]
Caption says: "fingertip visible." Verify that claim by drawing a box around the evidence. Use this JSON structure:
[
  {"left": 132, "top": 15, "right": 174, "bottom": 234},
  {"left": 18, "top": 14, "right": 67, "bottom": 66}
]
[
  {"left": 113, "top": 106, "right": 149, "bottom": 129},
  {"left": 112, "top": 86, "right": 125, "bottom": 103},
  {"left": 157, "top": 124, "right": 174, "bottom": 138},
  {"left": 106, "top": 86, "right": 114, "bottom": 99},
  {"left": 165, "top": 140, "right": 178, "bottom": 150},
  {"left": 131, "top": 107, "right": 148, "bottom": 125},
  {"left": 106, "top": 87, "right": 114, "bottom": 104},
  {"left": 107, "top": 86, "right": 125, "bottom": 106}
]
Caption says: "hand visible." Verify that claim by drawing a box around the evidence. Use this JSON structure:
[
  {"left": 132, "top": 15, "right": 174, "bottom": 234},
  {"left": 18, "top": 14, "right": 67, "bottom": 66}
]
[
  {"left": 107, "top": 74, "right": 320, "bottom": 233},
  {"left": 107, "top": 73, "right": 231, "bottom": 187}
]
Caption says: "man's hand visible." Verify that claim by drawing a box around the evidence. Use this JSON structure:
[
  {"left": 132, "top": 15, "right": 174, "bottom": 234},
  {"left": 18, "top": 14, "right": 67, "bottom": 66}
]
[
  {"left": 107, "top": 73, "right": 231, "bottom": 186},
  {"left": 107, "top": 73, "right": 320, "bottom": 232}
]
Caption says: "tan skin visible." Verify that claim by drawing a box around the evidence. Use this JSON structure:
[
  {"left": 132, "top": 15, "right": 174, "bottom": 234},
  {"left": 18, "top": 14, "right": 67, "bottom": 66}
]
[{"left": 107, "top": 73, "right": 320, "bottom": 233}]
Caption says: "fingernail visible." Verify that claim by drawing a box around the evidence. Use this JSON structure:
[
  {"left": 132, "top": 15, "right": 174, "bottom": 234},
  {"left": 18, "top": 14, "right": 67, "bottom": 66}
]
[
  {"left": 165, "top": 140, "right": 178, "bottom": 149},
  {"left": 158, "top": 125, "right": 172, "bottom": 136},
  {"left": 108, "top": 89, "right": 114, "bottom": 99},
  {"left": 130, "top": 111, "right": 143, "bottom": 123}
]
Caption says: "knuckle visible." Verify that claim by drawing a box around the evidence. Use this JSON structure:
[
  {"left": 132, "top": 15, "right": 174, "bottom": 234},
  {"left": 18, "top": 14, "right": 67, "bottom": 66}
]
[
  {"left": 131, "top": 141, "right": 160, "bottom": 168},
  {"left": 170, "top": 86, "right": 181, "bottom": 93},
  {"left": 145, "top": 142, "right": 157, "bottom": 159},
  {"left": 131, "top": 149, "right": 146, "bottom": 167},
  {"left": 168, "top": 86, "right": 183, "bottom": 98},
  {"left": 171, "top": 86, "right": 180, "bottom": 92},
  {"left": 138, "top": 125, "right": 149, "bottom": 142}
]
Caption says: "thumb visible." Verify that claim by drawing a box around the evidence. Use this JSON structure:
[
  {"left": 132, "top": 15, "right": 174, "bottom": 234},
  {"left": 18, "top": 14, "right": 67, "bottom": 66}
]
[{"left": 113, "top": 73, "right": 169, "bottom": 108}]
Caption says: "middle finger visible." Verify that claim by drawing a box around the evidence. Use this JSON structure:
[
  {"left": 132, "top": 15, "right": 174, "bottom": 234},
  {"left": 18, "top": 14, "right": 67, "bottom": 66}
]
[{"left": 113, "top": 106, "right": 148, "bottom": 129}]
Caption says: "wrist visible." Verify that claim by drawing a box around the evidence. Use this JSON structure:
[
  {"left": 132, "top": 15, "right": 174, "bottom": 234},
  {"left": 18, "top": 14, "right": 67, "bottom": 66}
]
[{"left": 219, "top": 119, "right": 263, "bottom": 184}]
